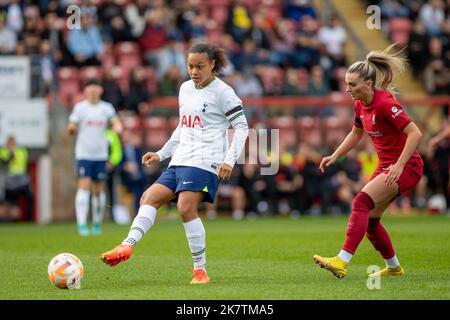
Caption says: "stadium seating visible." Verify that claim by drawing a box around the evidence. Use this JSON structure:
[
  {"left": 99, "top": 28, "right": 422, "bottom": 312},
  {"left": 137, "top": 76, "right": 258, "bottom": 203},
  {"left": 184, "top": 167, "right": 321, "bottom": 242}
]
[
  {"left": 143, "top": 116, "right": 170, "bottom": 148},
  {"left": 57, "top": 67, "right": 80, "bottom": 108},
  {"left": 298, "top": 116, "right": 322, "bottom": 147},
  {"left": 389, "top": 17, "right": 412, "bottom": 48},
  {"left": 322, "top": 116, "right": 349, "bottom": 147},
  {"left": 79, "top": 66, "right": 103, "bottom": 86},
  {"left": 269, "top": 116, "right": 298, "bottom": 147},
  {"left": 115, "top": 42, "right": 142, "bottom": 84},
  {"left": 121, "top": 114, "right": 142, "bottom": 132}
]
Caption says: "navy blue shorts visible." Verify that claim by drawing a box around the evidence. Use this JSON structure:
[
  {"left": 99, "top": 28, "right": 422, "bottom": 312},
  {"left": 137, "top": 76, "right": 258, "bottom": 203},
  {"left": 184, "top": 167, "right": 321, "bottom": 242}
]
[
  {"left": 76, "top": 160, "right": 107, "bottom": 181},
  {"left": 155, "top": 166, "right": 220, "bottom": 203}
]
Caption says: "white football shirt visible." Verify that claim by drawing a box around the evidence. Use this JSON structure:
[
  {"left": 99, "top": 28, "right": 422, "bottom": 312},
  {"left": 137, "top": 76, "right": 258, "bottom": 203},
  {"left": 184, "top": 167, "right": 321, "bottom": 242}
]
[
  {"left": 69, "top": 100, "right": 117, "bottom": 161},
  {"left": 156, "top": 77, "right": 249, "bottom": 174}
]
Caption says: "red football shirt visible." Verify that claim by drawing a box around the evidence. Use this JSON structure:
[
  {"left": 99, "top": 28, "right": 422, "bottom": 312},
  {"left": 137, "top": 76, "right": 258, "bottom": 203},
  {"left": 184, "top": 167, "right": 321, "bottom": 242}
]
[{"left": 353, "top": 89, "right": 423, "bottom": 168}]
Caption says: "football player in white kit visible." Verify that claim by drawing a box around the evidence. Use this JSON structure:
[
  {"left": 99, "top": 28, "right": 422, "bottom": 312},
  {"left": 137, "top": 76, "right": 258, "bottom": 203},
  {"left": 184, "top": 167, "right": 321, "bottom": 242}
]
[
  {"left": 67, "top": 79, "right": 123, "bottom": 236},
  {"left": 101, "top": 43, "right": 249, "bottom": 284}
]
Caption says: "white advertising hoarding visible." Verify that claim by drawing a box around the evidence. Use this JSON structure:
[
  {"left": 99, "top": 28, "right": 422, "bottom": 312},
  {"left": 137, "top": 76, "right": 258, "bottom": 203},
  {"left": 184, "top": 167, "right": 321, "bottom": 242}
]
[
  {"left": 0, "top": 99, "right": 49, "bottom": 148},
  {"left": 0, "top": 56, "right": 30, "bottom": 98}
]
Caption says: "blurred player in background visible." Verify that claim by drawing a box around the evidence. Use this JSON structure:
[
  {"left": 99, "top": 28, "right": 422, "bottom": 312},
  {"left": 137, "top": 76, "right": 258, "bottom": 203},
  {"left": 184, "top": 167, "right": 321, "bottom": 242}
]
[
  {"left": 101, "top": 43, "right": 249, "bottom": 285},
  {"left": 67, "top": 79, "right": 123, "bottom": 236},
  {"left": 314, "top": 44, "right": 423, "bottom": 279}
]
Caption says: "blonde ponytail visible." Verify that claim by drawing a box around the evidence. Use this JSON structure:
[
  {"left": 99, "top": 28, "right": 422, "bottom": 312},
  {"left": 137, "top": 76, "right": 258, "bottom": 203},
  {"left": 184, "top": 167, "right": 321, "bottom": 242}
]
[
  {"left": 347, "top": 43, "right": 408, "bottom": 92},
  {"left": 365, "top": 43, "right": 408, "bottom": 91}
]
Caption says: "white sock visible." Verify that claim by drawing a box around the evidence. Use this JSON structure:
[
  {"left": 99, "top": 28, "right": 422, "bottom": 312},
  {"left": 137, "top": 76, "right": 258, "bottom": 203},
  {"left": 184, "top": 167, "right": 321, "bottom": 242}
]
[
  {"left": 183, "top": 218, "right": 206, "bottom": 271},
  {"left": 338, "top": 249, "right": 353, "bottom": 263},
  {"left": 385, "top": 255, "right": 400, "bottom": 268},
  {"left": 92, "top": 192, "right": 106, "bottom": 225},
  {"left": 122, "top": 204, "right": 157, "bottom": 246},
  {"left": 75, "top": 189, "right": 90, "bottom": 226}
]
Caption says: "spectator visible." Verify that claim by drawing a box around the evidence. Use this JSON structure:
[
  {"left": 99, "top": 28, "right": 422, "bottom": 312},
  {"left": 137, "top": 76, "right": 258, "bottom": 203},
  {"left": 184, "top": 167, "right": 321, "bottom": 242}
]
[
  {"left": 307, "top": 65, "right": 333, "bottom": 117},
  {"left": 35, "top": 39, "right": 57, "bottom": 96},
  {"left": 234, "top": 68, "right": 265, "bottom": 121},
  {"left": 226, "top": 0, "right": 253, "bottom": 44},
  {"left": 80, "top": 0, "right": 98, "bottom": 21},
  {"left": 270, "top": 18, "right": 297, "bottom": 67},
  {"left": 282, "top": 0, "right": 317, "bottom": 24},
  {"left": 0, "top": 135, "right": 34, "bottom": 222},
  {"left": 423, "top": 37, "right": 449, "bottom": 94},
  {"left": 294, "top": 15, "right": 321, "bottom": 68},
  {"left": 158, "top": 64, "right": 185, "bottom": 96},
  {"left": 419, "top": 0, "right": 445, "bottom": 36},
  {"left": 380, "top": 0, "right": 410, "bottom": 19},
  {"left": 42, "top": 12, "right": 75, "bottom": 66},
  {"left": 188, "top": 10, "right": 207, "bottom": 41},
  {"left": 408, "top": 19, "right": 430, "bottom": 77},
  {"left": 317, "top": 14, "right": 347, "bottom": 68},
  {"left": 274, "top": 145, "right": 303, "bottom": 217},
  {"left": 5, "top": 0, "right": 23, "bottom": 34},
  {"left": 237, "top": 163, "right": 277, "bottom": 217},
  {"left": 125, "top": 0, "right": 152, "bottom": 39},
  {"left": 101, "top": 67, "right": 125, "bottom": 111},
  {"left": 157, "top": 37, "right": 187, "bottom": 81},
  {"left": 246, "top": 12, "right": 272, "bottom": 51},
  {"left": 139, "top": 8, "right": 169, "bottom": 71},
  {"left": 105, "top": 129, "right": 123, "bottom": 222},
  {"left": 282, "top": 67, "right": 305, "bottom": 95},
  {"left": 0, "top": 13, "right": 17, "bottom": 54},
  {"left": 98, "top": 0, "right": 133, "bottom": 43},
  {"left": 121, "top": 130, "right": 149, "bottom": 217},
  {"left": 126, "top": 66, "right": 151, "bottom": 114},
  {"left": 67, "top": 14, "right": 103, "bottom": 67}
]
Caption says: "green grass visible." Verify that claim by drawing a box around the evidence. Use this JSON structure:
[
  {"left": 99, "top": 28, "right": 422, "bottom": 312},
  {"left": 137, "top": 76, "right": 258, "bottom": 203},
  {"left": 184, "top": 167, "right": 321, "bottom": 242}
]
[{"left": 0, "top": 215, "right": 449, "bottom": 300}]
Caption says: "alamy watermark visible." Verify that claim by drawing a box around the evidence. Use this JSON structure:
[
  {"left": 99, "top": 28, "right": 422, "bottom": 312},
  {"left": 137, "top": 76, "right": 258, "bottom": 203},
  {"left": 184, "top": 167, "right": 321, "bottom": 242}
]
[
  {"left": 66, "top": 5, "right": 81, "bottom": 30},
  {"left": 367, "top": 265, "right": 381, "bottom": 289},
  {"left": 366, "top": 5, "right": 381, "bottom": 30}
]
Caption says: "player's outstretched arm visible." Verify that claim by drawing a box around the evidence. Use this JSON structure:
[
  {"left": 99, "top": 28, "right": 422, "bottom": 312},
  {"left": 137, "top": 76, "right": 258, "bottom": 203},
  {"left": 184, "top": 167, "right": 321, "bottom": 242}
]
[{"left": 319, "top": 125, "right": 364, "bottom": 173}]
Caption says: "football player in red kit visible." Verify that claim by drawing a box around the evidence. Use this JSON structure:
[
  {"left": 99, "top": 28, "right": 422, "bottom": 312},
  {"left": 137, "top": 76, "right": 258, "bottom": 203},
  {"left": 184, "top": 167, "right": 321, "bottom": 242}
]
[{"left": 314, "top": 43, "right": 423, "bottom": 278}]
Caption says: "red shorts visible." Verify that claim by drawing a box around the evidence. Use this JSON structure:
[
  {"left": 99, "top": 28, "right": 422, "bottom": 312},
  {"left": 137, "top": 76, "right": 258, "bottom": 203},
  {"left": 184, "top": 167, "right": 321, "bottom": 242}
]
[{"left": 370, "top": 162, "right": 423, "bottom": 195}]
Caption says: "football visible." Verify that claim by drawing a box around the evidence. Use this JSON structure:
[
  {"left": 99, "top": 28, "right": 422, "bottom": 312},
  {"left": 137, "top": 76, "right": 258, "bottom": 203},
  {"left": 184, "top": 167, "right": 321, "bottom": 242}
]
[{"left": 48, "top": 253, "right": 84, "bottom": 289}]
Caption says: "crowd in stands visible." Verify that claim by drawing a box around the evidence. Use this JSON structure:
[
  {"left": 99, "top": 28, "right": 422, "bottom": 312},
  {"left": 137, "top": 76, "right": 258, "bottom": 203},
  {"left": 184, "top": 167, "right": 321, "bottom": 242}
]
[
  {"left": 369, "top": 0, "right": 450, "bottom": 95},
  {"left": 0, "top": 0, "right": 449, "bottom": 221}
]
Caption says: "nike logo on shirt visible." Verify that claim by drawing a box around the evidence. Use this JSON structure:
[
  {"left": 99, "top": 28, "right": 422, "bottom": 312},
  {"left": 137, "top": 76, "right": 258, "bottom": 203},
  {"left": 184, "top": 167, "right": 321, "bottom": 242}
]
[{"left": 182, "top": 181, "right": 193, "bottom": 185}]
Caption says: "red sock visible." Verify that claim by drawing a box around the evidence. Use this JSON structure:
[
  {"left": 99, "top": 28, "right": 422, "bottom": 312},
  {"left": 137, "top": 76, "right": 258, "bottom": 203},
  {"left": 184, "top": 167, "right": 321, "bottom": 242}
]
[
  {"left": 342, "top": 192, "right": 374, "bottom": 254},
  {"left": 366, "top": 218, "right": 395, "bottom": 259}
]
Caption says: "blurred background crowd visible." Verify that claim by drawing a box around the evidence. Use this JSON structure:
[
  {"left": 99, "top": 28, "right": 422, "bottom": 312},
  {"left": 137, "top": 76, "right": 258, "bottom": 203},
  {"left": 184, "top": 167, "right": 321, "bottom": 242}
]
[{"left": 0, "top": 0, "right": 449, "bottom": 222}]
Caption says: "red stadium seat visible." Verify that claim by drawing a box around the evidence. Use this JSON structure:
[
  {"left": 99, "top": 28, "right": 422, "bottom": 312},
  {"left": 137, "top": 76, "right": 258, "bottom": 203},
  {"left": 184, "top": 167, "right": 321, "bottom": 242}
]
[
  {"left": 144, "top": 130, "right": 170, "bottom": 149},
  {"left": 79, "top": 66, "right": 103, "bottom": 86},
  {"left": 57, "top": 67, "right": 80, "bottom": 108},
  {"left": 269, "top": 116, "right": 298, "bottom": 148},
  {"left": 115, "top": 41, "right": 142, "bottom": 79},
  {"left": 298, "top": 116, "right": 322, "bottom": 147},
  {"left": 121, "top": 115, "right": 142, "bottom": 132},
  {"left": 143, "top": 117, "right": 170, "bottom": 148},
  {"left": 143, "top": 116, "right": 168, "bottom": 130},
  {"left": 211, "top": 7, "right": 228, "bottom": 29},
  {"left": 111, "top": 65, "right": 129, "bottom": 94},
  {"left": 143, "top": 67, "right": 157, "bottom": 95},
  {"left": 262, "top": 67, "right": 284, "bottom": 94},
  {"left": 119, "top": 55, "right": 142, "bottom": 82},
  {"left": 322, "top": 116, "right": 350, "bottom": 147},
  {"left": 101, "top": 43, "right": 115, "bottom": 69},
  {"left": 115, "top": 41, "right": 141, "bottom": 57},
  {"left": 389, "top": 18, "right": 412, "bottom": 48}
]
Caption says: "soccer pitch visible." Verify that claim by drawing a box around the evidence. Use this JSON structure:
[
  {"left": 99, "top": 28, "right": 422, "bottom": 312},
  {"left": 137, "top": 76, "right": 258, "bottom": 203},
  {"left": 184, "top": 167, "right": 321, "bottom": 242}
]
[{"left": 1, "top": 215, "right": 449, "bottom": 300}]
